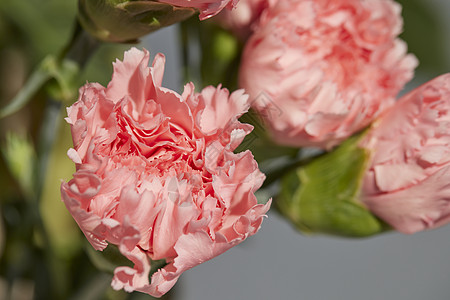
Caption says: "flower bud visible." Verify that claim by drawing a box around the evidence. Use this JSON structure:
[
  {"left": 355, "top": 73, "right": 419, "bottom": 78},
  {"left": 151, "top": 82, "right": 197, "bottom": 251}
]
[
  {"left": 78, "top": 0, "right": 195, "bottom": 43},
  {"left": 360, "top": 74, "right": 450, "bottom": 234}
]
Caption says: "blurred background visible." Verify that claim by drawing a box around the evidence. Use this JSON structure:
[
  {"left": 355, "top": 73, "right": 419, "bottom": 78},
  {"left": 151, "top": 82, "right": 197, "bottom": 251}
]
[{"left": 1, "top": 0, "right": 450, "bottom": 299}]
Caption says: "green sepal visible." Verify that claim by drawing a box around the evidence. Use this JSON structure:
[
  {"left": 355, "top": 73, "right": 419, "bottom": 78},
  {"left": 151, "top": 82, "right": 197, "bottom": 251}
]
[
  {"left": 78, "top": 0, "right": 196, "bottom": 43},
  {"left": 277, "top": 133, "right": 390, "bottom": 237}
]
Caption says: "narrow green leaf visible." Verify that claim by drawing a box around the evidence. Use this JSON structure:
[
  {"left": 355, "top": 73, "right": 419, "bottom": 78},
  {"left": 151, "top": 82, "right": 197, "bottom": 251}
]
[
  {"left": 0, "top": 64, "right": 50, "bottom": 118},
  {"left": 0, "top": 54, "right": 81, "bottom": 118},
  {"left": 1, "top": 132, "right": 36, "bottom": 198}
]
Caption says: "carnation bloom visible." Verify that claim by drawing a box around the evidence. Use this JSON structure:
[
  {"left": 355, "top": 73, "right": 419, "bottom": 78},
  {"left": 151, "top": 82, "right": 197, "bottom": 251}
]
[
  {"left": 158, "top": 0, "right": 239, "bottom": 20},
  {"left": 360, "top": 74, "right": 450, "bottom": 234},
  {"left": 61, "top": 48, "right": 270, "bottom": 297},
  {"left": 239, "top": 0, "right": 418, "bottom": 148}
]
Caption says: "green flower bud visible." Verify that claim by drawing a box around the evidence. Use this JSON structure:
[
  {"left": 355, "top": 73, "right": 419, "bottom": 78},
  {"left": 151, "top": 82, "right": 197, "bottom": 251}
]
[
  {"left": 78, "top": 0, "right": 196, "bottom": 43},
  {"left": 277, "top": 133, "right": 390, "bottom": 238}
]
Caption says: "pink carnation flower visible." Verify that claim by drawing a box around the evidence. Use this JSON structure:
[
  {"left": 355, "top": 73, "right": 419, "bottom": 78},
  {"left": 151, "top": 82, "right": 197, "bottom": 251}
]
[
  {"left": 239, "top": 0, "right": 418, "bottom": 148},
  {"left": 158, "top": 0, "right": 239, "bottom": 20},
  {"left": 361, "top": 74, "right": 450, "bottom": 234},
  {"left": 61, "top": 47, "right": 270, "bottom": 297}
]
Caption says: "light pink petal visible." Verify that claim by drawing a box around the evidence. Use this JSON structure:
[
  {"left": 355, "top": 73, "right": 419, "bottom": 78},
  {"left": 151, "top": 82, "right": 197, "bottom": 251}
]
[
  {"left": 115, "top": 186, "right": 162, "bottom": 249},
  {"left": 106, "top": 48, "right": 150, "bottom": 104},
  {"left": 197, "top": 86, "right": 250, "bottom": 136},
  {"left": 364, "top": 166, "right": 450, "bottom": 234},
  {"left": 110, "top": 218, "right": 151, "bottom": 292},
  {"left": 147, "top": 231, "right": 235, "bottom": 297},
  {"left": 158, "top": 0, "right": 234, "bottom": 20},
  {"left": 67, "top": 148, "right": 82, "bottom": 164},
  {"left": 60, "top": 172, "right": 107, "bottom": 250},
  {"left": 373, "top": 164, "right": 426, "bottom": 192},
  {"left": 361, "top": 74, "right": 450, "bottom": 233},
  {"left": 151, "top": 178, "right": 201, "bottom": 260}
]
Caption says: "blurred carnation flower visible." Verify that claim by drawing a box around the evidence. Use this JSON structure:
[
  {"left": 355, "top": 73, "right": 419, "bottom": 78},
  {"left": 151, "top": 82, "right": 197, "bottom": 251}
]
[
  {"left": 360, "top": 74, "right": 450, "bottom": 234},
  {"left": 61, "top": 47, "right": 270, "bottom": 297},
  {"left": 216, "top": 0, "right": 277, "bottom": 40},
  {"left": 240, "top": 0, "right": 418, "bottom": 149}
]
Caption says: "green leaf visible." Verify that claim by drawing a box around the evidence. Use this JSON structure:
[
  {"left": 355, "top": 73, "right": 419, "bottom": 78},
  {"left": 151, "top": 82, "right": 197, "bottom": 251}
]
[
  {"left": 0, "top": 0, "right": 77, "bottom": 63},
  {"left": 0, "top": 63, "right": 51, "bottom": 118},
  {"left": 277, "top": 133, "right": 389, "bottom": 237},
  {"left": 0, "top": 55, "right": 81, "bottom": 118},
  {"left": 1, "top": 132, "right": 36, "bottom": 198}
]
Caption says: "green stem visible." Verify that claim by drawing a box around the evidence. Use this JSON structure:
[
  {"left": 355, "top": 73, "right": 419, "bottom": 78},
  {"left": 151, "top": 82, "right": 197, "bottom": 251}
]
[
  {"left": 261, "top": 150, "right": 327, "bottom": 189},
  {"left": 31, "top": 19, "right": 101, "bottom": 299},
  {"left": 35, "top": 19, "right": 100, "bottom": 201},
  {"left": 35, "top": 99, "right": 61, "bottom": 200},
  {"left": 69, "top": 273, "right": 112, "bottom": 300},
  {"left": 61, "top": 20, "right": 101, "bottom": 68},
  {"left": 179, "top": 20, "right": 190, "bottom": 83},
  {"left": 179, "top": 18, "right": 202, "bottom": 85}
]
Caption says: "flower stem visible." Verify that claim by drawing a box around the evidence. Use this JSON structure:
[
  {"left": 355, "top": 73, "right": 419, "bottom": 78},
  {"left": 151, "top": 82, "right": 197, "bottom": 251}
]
[
  {"left": 35, "top": 19, "right": 100, "bottom": 207},
  {"left": 261, "top": 150, "right": 326, "bottom": 189},
  {"left": 179, "top": 18, "right": 202, "bottom": 86},
  {"left": 31, "top": 19, "right": 101, "bottom": 299},
  {"left": 60, "top": 20, "right": 101, "bottom": 68}
]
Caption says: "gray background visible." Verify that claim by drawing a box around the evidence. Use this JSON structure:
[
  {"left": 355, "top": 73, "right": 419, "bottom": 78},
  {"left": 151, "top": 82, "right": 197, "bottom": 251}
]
[{"left": 142, "top": 1, "right": 450, "bottom": 299}]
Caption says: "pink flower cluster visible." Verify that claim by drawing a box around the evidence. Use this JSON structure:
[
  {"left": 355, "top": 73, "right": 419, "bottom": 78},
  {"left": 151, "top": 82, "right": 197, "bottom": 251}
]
[
  {"left": 235, "top": 0, "right": 450, "bottom": 234},
  {"left": 240, "top": 0, "right": 418, "bottom": 148},
  {"left": 61, "top": 48, "right": 270, "bottom": 297},
  {"left": 159, "top": 0, "right": 239, "bottom": 20},
  {"left": 361, "top": 74, "right": 450, "bottom": 234}
]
